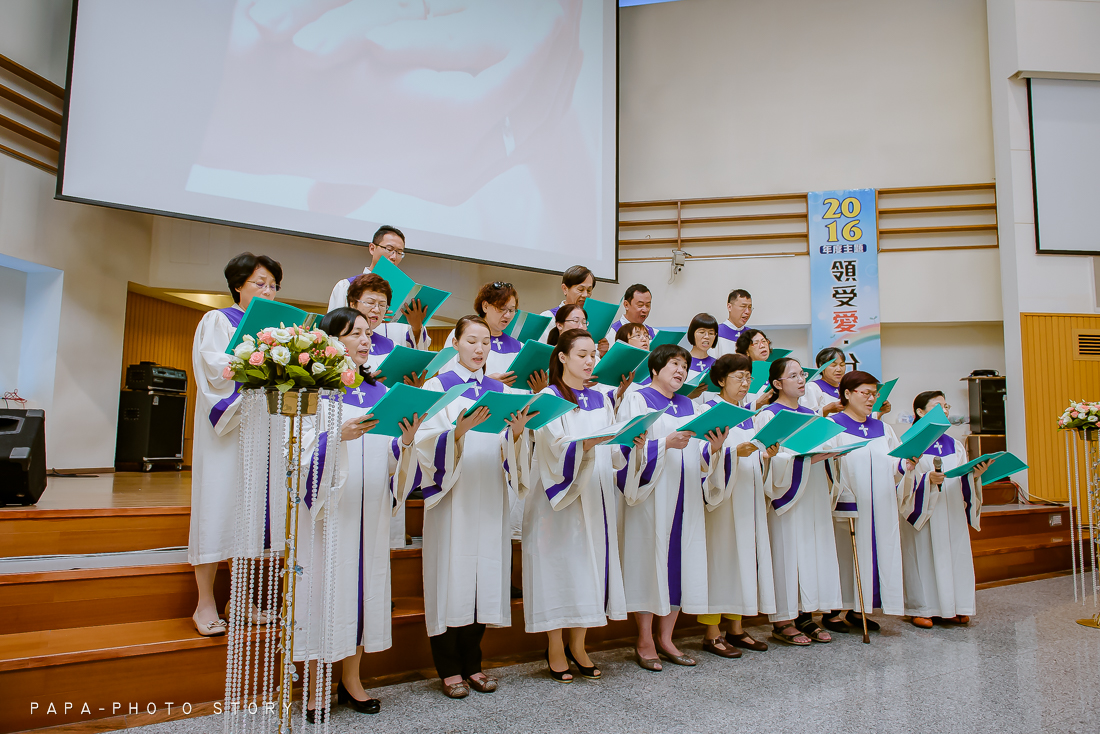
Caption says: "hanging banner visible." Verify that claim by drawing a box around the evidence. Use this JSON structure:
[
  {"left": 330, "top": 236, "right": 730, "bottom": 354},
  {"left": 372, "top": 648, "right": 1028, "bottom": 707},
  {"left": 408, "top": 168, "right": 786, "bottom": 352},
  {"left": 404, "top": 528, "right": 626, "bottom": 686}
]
[{"left": 808, "top": 188, "right": 881, "bottom": 379}]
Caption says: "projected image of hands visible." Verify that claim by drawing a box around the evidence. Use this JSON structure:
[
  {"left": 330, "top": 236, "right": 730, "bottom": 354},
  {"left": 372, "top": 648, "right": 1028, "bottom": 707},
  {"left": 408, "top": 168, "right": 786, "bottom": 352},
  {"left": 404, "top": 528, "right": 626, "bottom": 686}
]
[{"left": 186, "top": 0, "right": 611, "bottom": 267}]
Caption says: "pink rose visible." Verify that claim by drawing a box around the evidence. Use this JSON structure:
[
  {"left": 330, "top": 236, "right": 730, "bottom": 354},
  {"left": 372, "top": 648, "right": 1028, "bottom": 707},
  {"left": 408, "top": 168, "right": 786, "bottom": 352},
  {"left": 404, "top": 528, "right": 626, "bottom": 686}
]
[
  {"left": 222, "top": 365, "right": 235, "bottom": 380},
  {"left": 325, "top": 346, "right": 338, "bottom": 358},
  {"left": 249, "top": 351, "right": 264, "bottom": 366},
  {"left": 312, "top": 330, "right": 327, "bottom": 343},
  {"left": 298, "top": 353, "right": 310, "bottom": 365},
  {"left": 259, "top": 332, "right": 276, "bottom": 345},
  {"left": 340, "top": 370, "right": 356, "bottom": 386},
  {"left": 1071, "top": 411, "right": 1079, "bottom": 418}
]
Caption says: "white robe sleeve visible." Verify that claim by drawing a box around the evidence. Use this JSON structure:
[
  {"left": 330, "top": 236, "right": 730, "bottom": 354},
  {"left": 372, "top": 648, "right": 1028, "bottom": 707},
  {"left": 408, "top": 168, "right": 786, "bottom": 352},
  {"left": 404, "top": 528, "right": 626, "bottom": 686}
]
[
  {"left": 299, "top": 413, "right": 345, "bottom": 522},
  {"left": 531, "top": 412, "right": 593, "bottom": 511},
  {"left": 328, "top": 278, "right": 351, "bottom": 312},
  {"left": 699, "top": 437, "right": 731, "bottom": 507},
  {"left": 194, "top": 311, "right": 243, "bottom": 436},
  {"left": 898, "top": 454, "right": 940, "bottom": 531},
  {"left": 415, "top": 411, "right": 461, "bottom": 511},
  {"left": 388, "top": 436, "right": 422, "bottom": 516}
]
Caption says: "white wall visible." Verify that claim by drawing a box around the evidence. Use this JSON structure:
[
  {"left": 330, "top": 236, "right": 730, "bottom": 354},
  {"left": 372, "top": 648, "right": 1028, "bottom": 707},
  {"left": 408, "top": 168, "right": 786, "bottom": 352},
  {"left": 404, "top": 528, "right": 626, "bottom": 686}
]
[{"left": 0, "top": 266, "right": 27, "bottom": 395}]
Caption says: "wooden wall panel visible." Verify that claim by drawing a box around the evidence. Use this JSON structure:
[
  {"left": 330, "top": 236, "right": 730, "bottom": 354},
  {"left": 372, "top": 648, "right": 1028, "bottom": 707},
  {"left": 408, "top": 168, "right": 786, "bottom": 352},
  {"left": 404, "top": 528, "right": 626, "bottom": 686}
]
[
  {"left": 1020, "top": 313, "right": 1100, "bottom": 501},
  {"left": 120, "top": 292, "right": 206, "bottom": 466}
]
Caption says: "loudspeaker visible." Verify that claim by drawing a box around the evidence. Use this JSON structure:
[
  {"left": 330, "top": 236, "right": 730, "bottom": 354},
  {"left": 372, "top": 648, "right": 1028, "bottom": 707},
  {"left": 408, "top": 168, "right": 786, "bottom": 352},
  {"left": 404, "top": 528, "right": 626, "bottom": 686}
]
[
  {"left": 115, "top": 391, "right": 187, "bottom": 471},
  {"left": 0, "top": 409, "right": 47, "bottom": 506},
  {"left": 967, "top": 376, "right": 1007, "bottom": 434}
]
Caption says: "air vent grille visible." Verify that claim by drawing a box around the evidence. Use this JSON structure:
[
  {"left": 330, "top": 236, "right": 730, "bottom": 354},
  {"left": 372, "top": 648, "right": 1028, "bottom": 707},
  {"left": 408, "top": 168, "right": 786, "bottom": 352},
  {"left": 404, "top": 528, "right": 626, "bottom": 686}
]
[{"left": 1073, "top": 330, "right": 1100, "bottom": 361}]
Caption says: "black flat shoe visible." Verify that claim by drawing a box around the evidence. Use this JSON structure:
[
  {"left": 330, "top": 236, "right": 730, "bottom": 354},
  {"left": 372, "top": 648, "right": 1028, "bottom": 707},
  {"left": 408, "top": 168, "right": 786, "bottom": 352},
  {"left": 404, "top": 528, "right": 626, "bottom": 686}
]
[
  {"left": 846, "top": 611, "right": 880, "bottom": 632},
  {"left": 564, "top": 645, "right": 601, "bottom": 679},
  {"left": 305, "top": 708, "right": 325, "bottom": 724},
  {"left": 821, "top": 614, "right": 849, "bottom": 633},
  {"left": 545, "top": 649, "right": 573, "bottom": 683},
  {"left": 337, "top": 682, "right": 381, "bottom": 714}
]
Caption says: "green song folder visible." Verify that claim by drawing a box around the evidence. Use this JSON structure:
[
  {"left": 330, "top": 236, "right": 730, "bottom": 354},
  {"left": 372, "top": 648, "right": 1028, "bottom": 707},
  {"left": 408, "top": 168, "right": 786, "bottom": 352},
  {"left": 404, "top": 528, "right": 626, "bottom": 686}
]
[
  {"left": 751, "top": 409, "right": 816, "bottom": 448},
  {"left": 575, "top": 409, "right": 667, "bottom": 446},
  {"left": 225, "top": 298, "right": 317, "bottom": 354},
  {"left": 454, "top": 391, "right": 539, "bottom": 434},
  {"left": 582, "top": 297, "right": 620, "bottom": 343},
  {"left": 802, "top": 438, "right": 872, "bottom": 456},
  {"left": 901, "top": 402, "right": 949, "bottom": 440},
  {"left": 591, "top": 342, "right": 649, "bottom": 386},
  {"left": 680, "top": 402, "right": 756, "bottom": 438},
  {"left": 524, "top": 392, "right": 578, "bottom": 431},
  {"left": 783, "top": 418, "right": 847, "bottom": 455},
  {"left": 802, "top": 365, "right": 826, "bottom": 384},
  {"left": 649, "top": 330, "right": 686, "bottom": 349},
  {"left": 420, "top": 383, "right": 473, "bottom": 423},
  {"left": 944, "top": 452, "right": 1027, "bottom": 484},
  {"left": 506, "top": 341, "right": 554, "bottom": 391},
  {"left": 504, "top": 311, "right": 553, "bottom": 344},
  {"left": 676, "top": 371, "right": 711, "bottom": 396},
  {"left": 765, "top": 348, "right": 792, "bottom": 363},
  {"left": 747, "top": 360, "right": 774, "bottom": 394},
  {"left": 887, "top": 419, "right": 950, "bottom": 459},
  {"left": 363, "top": 383, "right": 460, "bottom": 438},
  {"left": 873, "top": 378, "right": 899, "bottom": 413},
  {"left": 371, "top": 257, "right": 451, "bottom": 325}
]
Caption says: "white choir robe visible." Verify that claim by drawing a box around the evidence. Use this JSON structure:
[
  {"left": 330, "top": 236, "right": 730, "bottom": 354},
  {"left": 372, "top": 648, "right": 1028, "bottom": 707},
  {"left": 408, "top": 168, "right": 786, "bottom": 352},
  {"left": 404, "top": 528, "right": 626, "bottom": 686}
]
[
  {"left": 713, "top": 320, "right": 749, "bottom": 358},
  {"left": 189, "top": 306, "right": 281, "bottom": 565},
  {"left": 755, "top": 402, "right": 842, "bottom": 621},
  {"left": 537, "top": 302, "right": 565, "bottom": 342},
  {"left": 687, "top": 354, "right": 717, "bottom": 405},
  {"left": 292, "top": 381, "right": 420, "bottom": 661},
  {"left": 803, "top": 377, "right": 840, "bottom": 414},
  {"left": 612, "top": 387, "right": 727, "bottom": 616},
  {"left": 415, "top": 364, "right": 531, "bottom": 636},
  {"left": 823, "top": 413, "right": 913, "bottom": 617},
  {"left": 701, "top": 399, "right": 776, "bottom": 617},
  {"left": 328, "top": 269, "right": 431, "bottom": 350},
  {"left": 522, "top": 386, "right": 628, "bottom": 633},
  {"left": 605, "top": 317, "right": 656, "bottom": 345},
  {"left": 898, "top": 435, "right": 983, "bottom": 618}
]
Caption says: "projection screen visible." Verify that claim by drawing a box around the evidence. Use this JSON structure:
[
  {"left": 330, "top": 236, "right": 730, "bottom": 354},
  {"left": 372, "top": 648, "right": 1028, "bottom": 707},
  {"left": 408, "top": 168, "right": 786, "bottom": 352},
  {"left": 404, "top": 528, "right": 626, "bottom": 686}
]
[{"left": 59, "top": 0, "right": 619, "bottom": 279}]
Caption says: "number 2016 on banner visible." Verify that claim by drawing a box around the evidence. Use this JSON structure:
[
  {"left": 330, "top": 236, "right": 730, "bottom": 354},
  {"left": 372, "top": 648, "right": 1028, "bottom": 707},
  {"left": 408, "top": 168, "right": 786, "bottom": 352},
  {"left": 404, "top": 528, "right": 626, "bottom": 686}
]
[{"left": 822, "top": 197, "right": 863, "bottom": 242}]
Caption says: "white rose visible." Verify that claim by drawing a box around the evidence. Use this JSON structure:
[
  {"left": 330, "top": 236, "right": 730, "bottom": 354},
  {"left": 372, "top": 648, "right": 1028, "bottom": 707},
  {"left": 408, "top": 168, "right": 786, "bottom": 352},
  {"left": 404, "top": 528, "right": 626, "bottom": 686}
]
[
  {"left": 258, "top": 342, "right": 270, "bottom": 352},
  {"left": 294, "top": 334, "right": 313, "bottom": 350},
  {"left": 242, "top": 334, "right": 255, "bottom": 344},
  {"left": 328, "top": 336, "right": 346, "bottom": 354},
  {"left": 270, "top": 346, "right": 291, "bottom": 365},
  {"left": 233, "top": 342, "right": 255, "bottom": 360},
  {"left": 1090, "top": 416, "right": 1099, "bottom": 423},
  {"left": 342, "top": 357, "right": 357, "bottom": 372},
  {"left": 272, "top": 328, "right": 292, "bottom": 344},
  {"left": 311, "top": 361, "right": 326, "bottom": 375}
]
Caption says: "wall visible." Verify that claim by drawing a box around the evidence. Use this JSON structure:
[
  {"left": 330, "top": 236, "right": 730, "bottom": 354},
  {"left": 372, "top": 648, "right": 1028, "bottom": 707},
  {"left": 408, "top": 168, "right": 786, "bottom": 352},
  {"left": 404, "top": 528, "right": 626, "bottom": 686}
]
[{"left": 0, "top": 267, "right": 27, "bottom": 395}]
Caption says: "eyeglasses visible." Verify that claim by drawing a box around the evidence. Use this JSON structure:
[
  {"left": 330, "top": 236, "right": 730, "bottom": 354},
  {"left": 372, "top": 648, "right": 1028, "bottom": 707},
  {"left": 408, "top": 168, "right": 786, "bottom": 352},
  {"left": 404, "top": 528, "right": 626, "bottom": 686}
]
[
  {"left": 780, "top": 374, "right": 806, "bottom": 382},
  {"left": 353, "top": 298, "right": 389, "bottom": 311},
  {"left": 728, "top": 374, "right": 751, "bottom": 385},
  {"left": 564, "top": 317, "right": 588, "bottom": 327},
  {"left": 851, "top": 389, "right": 879, "bottom": 398},
  {"left": 374, "top": 242, "right": 405, "bottom": 258},
  {"left": 491, "top": 281, "right": 513, "bottom": 290},
  {"left": 247, "top": 280, "right": 280, "bottom": 293}
]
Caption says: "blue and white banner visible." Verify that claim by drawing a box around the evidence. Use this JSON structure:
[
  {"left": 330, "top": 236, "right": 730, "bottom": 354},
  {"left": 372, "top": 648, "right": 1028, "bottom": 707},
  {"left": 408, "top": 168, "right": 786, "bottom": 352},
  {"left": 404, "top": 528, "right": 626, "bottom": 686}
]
[{"left": 808, "top": 188, "right": 881, "bottom": 379}]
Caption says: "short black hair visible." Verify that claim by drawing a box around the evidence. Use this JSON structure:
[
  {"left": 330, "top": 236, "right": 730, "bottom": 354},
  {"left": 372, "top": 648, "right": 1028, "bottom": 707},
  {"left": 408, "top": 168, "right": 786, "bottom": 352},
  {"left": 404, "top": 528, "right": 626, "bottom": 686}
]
[
  {"left": 710, "top": 353, "right": 751, "bottom": 388},
  {"left": 562, "top": 265, "right": 594, "bottom": 288},
  {"left": 648, "top": 343, "right": 690, "bottom": 380},
  {"left": 913, "top": 390, "right": 946, "bottom": 416},
  {"left": 320, "top": 307, "right": 374, "bottom": 385},
  {"left": 372, "top": 225, "right": 405, "bottom": 245},
  {"left": 815, "top": 347, "right": 845, "bottom": 368},
  {"left": 839, "top": 370, "right": 879, "bottom": 406},
  {"left": 615, "top": 321, "right": 648, "bottom": 344},
  {"left": 687, "top": 313, "right": 718, "bottom": 346},
  {"left": 727, "top": 289, "right": 752, "bottom": 304},
  {"left": 735, "top": 329, "right": 769, "bottom": 356},
  {"left": 623, "top": 284, "right": 650, "bottom": 303},
  {"left": 224, "top": 253, "right": 282, "bottom": 304}
]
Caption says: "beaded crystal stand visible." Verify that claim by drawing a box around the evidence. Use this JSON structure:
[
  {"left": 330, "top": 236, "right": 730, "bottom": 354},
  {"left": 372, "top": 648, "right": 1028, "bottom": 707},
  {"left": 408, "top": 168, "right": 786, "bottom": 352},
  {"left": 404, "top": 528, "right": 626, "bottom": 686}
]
[
  {"left": 223, "top": 388, "right": 343, "bottom": 733},
  {"left": 1065, "top": 426, "right": 1100, "bottom": 630}
]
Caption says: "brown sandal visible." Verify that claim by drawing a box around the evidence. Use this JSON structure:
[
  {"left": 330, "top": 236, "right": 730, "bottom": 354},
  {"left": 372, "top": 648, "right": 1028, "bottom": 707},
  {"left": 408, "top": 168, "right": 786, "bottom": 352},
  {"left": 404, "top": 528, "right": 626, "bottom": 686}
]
[
  {"left": 771, "top": 625, "right": 812, "bottom": 646},
  {"left": 702, "top": 637, "right": 742, "bottom": 658},
  {"left": 795, "top": 618, "right": 832, "bottom": 643},
  {"left": 725, "top": 632, "right": 768, "bottom": 652}
]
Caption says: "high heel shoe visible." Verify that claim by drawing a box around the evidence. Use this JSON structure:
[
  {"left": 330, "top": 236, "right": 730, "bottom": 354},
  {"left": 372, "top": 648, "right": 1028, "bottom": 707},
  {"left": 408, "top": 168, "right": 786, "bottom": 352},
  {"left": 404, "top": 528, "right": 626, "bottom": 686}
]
[
  {"left": 564, "top": 645, "right": 601, "bottom": 679},
  {"left": 305, "top": 708, "right": 325, "bottom": 724},
  {"left": 337, "top": 681, "right": 381, "bottom": 714},
  {"left": 544, "top": 650, "right": 573, "bottom": 683}
]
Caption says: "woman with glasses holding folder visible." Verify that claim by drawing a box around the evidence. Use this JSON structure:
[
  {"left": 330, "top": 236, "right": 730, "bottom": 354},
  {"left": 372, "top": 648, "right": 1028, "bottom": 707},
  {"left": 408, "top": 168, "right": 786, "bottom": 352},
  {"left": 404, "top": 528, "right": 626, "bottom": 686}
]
[
  {"left": 415, "top": 315, "right": 537, "bottom": 699},
  {"left": 293, "top": 308, "right": 424, "bottom": 720},
  {"left": 900, "top": 391, "right": 992, "bottom": 629},
  {"left": 521, "top": 329, "right": 630, "bottom": 682}
]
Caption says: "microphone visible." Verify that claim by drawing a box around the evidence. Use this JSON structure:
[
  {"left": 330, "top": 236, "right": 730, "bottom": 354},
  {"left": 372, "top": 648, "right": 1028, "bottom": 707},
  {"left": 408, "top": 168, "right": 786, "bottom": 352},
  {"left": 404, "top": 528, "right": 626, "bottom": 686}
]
[{"left": 933, "top": 456, "right": 943, "bottom": 489}]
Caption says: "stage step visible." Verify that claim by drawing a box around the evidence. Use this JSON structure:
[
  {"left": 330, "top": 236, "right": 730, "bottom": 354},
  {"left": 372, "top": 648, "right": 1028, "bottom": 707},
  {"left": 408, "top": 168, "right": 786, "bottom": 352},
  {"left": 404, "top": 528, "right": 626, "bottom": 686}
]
[
  {"left": 972, "top": 529, "right": 1092, "bottom": 585},
  {"left": 0, "top": 507, "right": 191, "bottom": 558}
]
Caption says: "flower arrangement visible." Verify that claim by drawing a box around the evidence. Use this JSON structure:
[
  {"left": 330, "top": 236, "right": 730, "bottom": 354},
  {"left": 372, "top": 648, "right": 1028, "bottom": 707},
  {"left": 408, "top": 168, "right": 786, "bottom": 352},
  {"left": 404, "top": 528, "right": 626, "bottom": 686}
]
[
  {"left": 223, "top": 325, "right": 362, "bottom": 392},
  {"left": 1057, "top": 400, "right": 1100, "bottom": 430}
]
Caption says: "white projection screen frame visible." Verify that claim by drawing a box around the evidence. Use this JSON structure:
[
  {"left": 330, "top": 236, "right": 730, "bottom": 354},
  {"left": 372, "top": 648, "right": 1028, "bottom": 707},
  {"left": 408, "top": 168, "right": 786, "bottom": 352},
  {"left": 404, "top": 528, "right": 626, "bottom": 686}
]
[
  {"left": 58, "top": 0, "right": 619, "bottom": 279},
  {"left": 1027, "top": 77, "right": 1100, "bottom": 256}
]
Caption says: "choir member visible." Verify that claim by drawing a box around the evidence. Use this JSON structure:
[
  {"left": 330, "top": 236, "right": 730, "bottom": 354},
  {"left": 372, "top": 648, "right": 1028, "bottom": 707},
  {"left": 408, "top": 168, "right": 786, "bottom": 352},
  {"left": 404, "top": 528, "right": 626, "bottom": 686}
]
[
  {"left": 736, "top": 329, "right": 772, "bottom": 409},
  {"left": 189, "top": 253, "right": 282, "bottom": 636},
  {"left": 522, "top": 329, "right": 629, "bottom": 682},
  {"left": 328, "top": 225, "right": 429, "bottom": 350},
  {"left": 685, "top": 313, "right": 718, "bottom": 402},
  {"left": 819, "top": 371, "right": 913, "bottom": 634},
  {"left": 602, "top": 322, "right": 652, "bottom": 409},
  {"left": 900, "top": 391, "right": 991, "bottom": 628},
  {"left": 697, "top": 354, "right": 778, "bottom": 657},
  {"left": 607, "top": 284, "right": 656, "bottom": 343},
  {"left": 803, "top": 347, "right": 845, "bottom": 416},
  {"left": 546, "top": 303, "right": 588, "bottom": 346},
  {"left": 614, "top": 344, "right": 728, "bottom": 671},
  {"left": 714, "top": 289, "right": 753, "bottom": 357},
  {"left": 754, "top": 357, "right": 842, "bottom": 646},
  {"left": 540, "top": 265, "right": 598, "bottom": 347},
  {"left": 415, "top": 316, "right": 536, "bottom": 699},
  {"left": 294, "top": 308, "right": 422, "bottom": 720}
]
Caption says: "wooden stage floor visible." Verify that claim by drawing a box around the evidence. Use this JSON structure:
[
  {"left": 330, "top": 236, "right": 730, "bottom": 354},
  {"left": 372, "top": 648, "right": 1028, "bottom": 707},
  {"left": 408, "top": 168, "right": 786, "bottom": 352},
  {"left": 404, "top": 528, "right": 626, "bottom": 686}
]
[{"left": 1, "top": 472, "right": 193, "bottom": 512}]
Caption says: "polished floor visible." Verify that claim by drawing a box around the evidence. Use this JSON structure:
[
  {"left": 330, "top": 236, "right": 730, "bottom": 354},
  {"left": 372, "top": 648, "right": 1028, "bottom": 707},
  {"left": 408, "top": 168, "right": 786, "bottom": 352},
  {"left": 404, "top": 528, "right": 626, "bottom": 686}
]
[
  {"left": 0, "top": 472, "right": 192, "bottom": 511},
  {"left": 130, "top": 575, "right": 1100, "bottom": 734}
]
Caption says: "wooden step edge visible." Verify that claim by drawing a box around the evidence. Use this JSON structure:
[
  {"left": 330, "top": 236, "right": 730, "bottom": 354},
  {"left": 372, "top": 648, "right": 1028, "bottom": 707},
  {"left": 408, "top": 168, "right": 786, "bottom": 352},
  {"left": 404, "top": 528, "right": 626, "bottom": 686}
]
[
  {"left": 0, "top": 562, "right": 229, "bottom": 586},
  {"left": 0, "top": 507, "right": 191, "bottom": 520},
  {"left": 0, "top": 630, "right": 236, "bottom": 673},
  {"left": 975, "top": 569, "right": 1077, "bottom": 591},
  {"left": 981, "top": 504, "right": 1068, "bottom": 517},
  {"left": 972, "top": 531, "right": 1091, "bottom": 557}
]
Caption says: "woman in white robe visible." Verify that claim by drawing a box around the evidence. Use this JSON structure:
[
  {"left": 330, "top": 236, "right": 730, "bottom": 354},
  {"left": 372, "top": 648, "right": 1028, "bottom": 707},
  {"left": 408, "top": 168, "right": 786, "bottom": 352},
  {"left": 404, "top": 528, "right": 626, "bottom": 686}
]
[
  {"left": 696, "top": 354, "right": 778, "bottom": 658},
  {"left": 754, "top": 357, "right": 843, "bottom": 646},
  {"left": 294, "top": 309, "right": 421, "bottom": 720},
  {"left": 735, "top": 329, "right": 773, "bottom": 409},
  {"left": 613, "top": 344, "right": 728, "bottom": 671},
  {"left": 819, "top": 370, "right": 915, "bottom": 634},
  {"left": 601, "top": 321, "right": 652, "bottom": 410},
  {"left": 189, "top": 253, "right": 282, "bottom": 636},
  {"left": 685, "top": 313, "right": 718, "bottom": 405},
  {"left": 415, "top": 316, "right": 535, "bottom": 699},
  {"left": 523, "top": 329, "right": 629, "bottom": 682},
  {"left": 537, "top": 265, "right": 598, "bottom": 350},
  {"left": 900, "top": 390, "right": 991, "bottom": 628},
  {"left": 802, "top": 347, "right": 845, "bottom": 415}
]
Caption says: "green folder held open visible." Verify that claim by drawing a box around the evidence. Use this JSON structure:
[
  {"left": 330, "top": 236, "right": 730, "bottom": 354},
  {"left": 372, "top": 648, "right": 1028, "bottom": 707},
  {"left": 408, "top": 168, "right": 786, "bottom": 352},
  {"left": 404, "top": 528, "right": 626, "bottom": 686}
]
[
  {"left": 680, "top": 402, "right": 756, "bottom": 438},
  {"left": 902, "top": 402, "right": 949, "bottom": 439},
  {"left": 649, "top": 330, "right": 686, "bottom": 349},
  {"left": 225, "top": 298, "right": 316, "bottom": 354},
  {"left": 802, "top": 365, "right": 826, "bottom": 384},
  {"left": 887, "top": 419, "right": 950, "bottom": 459},
  {"left": 362, "top": 383, "right": 463, "bottom": 437},
  {"left": 783, "top": 417, "right": 847, "bottom": 455},
  {"left": 506, "top": 341, "right": 554, "bottom": 391},
  {"left": 372, "top": 257, "right": 451, "bottom": 325},
  {"left": 765, "top": 348, "right": 792, "bottom": 363},
  {"left": 524, "top": 392, "right": 578, "bottom": 431},
  {"left": 575, "top": 409, "right": 667, "bottom": 446},
  {"left": 751, "top": 409, "right": 816, "bottom": 448},
  {"left": 676, "top": 371, "right": 711, "bottom": 396},
  {"left": 374, "top": 345, "right": 453, "bottom": 385},
  {"left": 944, "top": 452, "right": 1027, "bottom": 484},
  {"left": 747, "top": 360, "right": 774, "bottom": 394},
  {"left": 873, "top": 378, "right": 899, "bottom": 413},
  {"left": 454, "top": 391, "right": 539, "bottom": 434},
  {"left": 591, "top": 342, "right": 649, "bottom": 386},
  {"left": 581, "top": 297, "right": 620, "bottom": 342},
  {"left": 802, "top": 438, "right": 872, "bottom": 456},
  {"left": 504, "top": 311, "right": 553, "bottom": 344}
]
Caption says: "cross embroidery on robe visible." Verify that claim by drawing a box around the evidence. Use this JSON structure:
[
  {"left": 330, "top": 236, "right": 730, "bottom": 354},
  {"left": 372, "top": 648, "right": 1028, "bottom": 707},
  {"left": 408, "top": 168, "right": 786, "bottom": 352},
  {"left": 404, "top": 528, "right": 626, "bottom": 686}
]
[
  {"left": 858, "top": 423, "right": 869, "bottom": 436},
  {"left": 351, "top": 386, "right": 365, "bottom": 405},
  {"left": 578, "top": 393, "right": 588, "bottom": 408},
  {"left": 468, "top": 380, "right": 482, "bottom": 397},
  {"left": 933, "top": 441, "right": 942, "bottom": 452},
  {"left": 492, "top": 338, "right": 503, "bottom": 350}
]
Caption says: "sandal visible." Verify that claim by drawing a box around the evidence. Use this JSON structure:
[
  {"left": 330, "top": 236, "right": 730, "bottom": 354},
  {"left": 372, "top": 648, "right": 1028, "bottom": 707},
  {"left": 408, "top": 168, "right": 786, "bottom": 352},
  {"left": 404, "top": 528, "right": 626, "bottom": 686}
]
[
  {"left": 702, "top": 637, "right": 742, "bottom": 658},
  {"left": 564, "top": 645, "right": 601, "bottom": 679},
  {"left": 911, "top": 616, "right": 933, "bottom": 629},
  {"left": 795, "top": 617, "right": 832, "bottom": 643},
  {"left": 544, "top": 650, "right": 573, "bottom": 683},
  {"left": 725, "top": 632, "right": 768, "bottom": 652},
  {"left": 846, "top": 611, "right": 880, "bottom": 631},
  {"left": 771, "top": 625, "right": 811, "bottom": 646}
]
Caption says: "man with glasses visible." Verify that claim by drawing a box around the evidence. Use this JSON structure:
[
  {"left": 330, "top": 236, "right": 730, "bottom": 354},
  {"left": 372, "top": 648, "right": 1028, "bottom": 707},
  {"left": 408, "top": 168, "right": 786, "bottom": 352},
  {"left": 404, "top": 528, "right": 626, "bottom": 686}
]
[
  {"left": 715, "top": 289, "right": 753, "bottom": 357},
  {"left": 328, "top": 225, "right": 430, "bottom": 351},
  {"left": 606, "top": 284, "right": 656, "bottom": 343}
]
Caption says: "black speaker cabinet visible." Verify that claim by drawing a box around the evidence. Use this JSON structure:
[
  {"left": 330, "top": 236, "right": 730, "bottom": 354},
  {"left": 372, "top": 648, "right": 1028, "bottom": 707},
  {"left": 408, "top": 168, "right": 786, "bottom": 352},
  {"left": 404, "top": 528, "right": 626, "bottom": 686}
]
[
  {"left": 115, "top": 390, "right": 187, "bottom": 471},
  {"left": 966, "top": 376, "right": 1007, "bottom": 434},
  {"left": 0, "top": 408, "right": 47, "bottom": 506}
]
